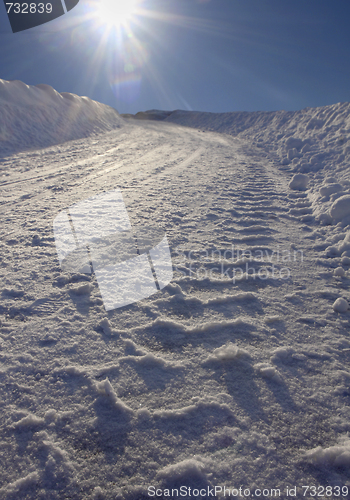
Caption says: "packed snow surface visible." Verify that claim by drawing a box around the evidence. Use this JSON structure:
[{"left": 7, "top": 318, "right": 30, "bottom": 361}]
[{"left": 1, "top": 81, "right": 350, "bottom": 499}]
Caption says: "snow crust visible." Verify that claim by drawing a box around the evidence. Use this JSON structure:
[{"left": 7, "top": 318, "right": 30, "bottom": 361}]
[
  {"left": 304, "top": 435, "right": 350, "bottom": 466},
  {"left": 1, "top": 82, "right": 350, "bottom": 499}
]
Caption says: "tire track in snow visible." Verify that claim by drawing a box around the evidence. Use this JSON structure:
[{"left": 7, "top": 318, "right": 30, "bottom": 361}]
[{"left": 2, "top": 119, "right": 349, "bottom": 494}]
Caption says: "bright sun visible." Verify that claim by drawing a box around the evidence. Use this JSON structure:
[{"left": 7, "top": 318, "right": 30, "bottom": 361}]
[{"left": 95, "top": 0, "right": 140, "bottom": 29}]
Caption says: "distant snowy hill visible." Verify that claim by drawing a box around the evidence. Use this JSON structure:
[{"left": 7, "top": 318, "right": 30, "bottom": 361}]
[
  {"left": 0, "top": 79, "right": 123, "bottom": 157},
  {"left": 127, "top": 103, "right": 350, "bottom": 151}
]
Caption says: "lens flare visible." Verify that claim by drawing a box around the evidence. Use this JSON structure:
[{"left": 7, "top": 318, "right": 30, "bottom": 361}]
[
  {"left": 108, "top": 36, "right": 149, "bottom": 103},
  {"left": 58, "top": 0, "right": 218, "bottom": 109}
]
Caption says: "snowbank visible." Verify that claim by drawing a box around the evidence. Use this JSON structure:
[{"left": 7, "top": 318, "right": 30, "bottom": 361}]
[
  {"left": 0, "top": 79, "right": 123, "bottom": 156},
  {"left": 160, "top": 104, "right": 350, "bottom": 228},
  {"left": 125, "top": 102, "right": 350, "bottom": 226},
  {"left": 164, "top": 103, "right": 350, "bottom": 149}
]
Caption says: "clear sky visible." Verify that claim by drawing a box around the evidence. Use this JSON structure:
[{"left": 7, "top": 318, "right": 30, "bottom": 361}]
[{"left": 1, "top": 0, "right": 350, "bottom": 114}]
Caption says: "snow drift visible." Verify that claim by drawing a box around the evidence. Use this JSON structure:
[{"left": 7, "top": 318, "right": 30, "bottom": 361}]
[{"left": 0, "top": 79, "right": 123, "bottom": 157}]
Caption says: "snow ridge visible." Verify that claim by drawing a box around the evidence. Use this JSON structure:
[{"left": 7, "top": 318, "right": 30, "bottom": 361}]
[{"left": 0, "top": 79, "right": 123, "bottom": 156}]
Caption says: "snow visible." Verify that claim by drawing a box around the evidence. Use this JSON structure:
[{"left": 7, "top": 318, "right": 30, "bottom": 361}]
[
  {"left": 289, "top": 173, "right": 309, "bottom": 191},
  {"left": 205, "top": 343, "right": 250, "bottom": 362},
  {"left": 304, "top": 436, "right": 350, "bottom": 466},
  {"left": 330, "top": 195, "right": 350, "bottom": 223},
  {"left": 0, "top": 79, "right": 123, "bottom": 157},
  {"left": 334, "top": 267, "right": 346, "bottom": 277},
  {"left": 95, "top": 378, "right": 134, "bottom": 414},
  {"left": 1, "top": 79, "right": 350, "bottom": 499},
  {"left": 253, "top": 362, "right": 282, "bottom": 382},
  {"left": 333, "top": 298, "right": 349, "bottom": 313}
]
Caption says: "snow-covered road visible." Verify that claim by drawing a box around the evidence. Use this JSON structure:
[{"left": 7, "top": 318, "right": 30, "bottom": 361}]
[{"left": 1, "top": 118, "right": 350, "bottom": 499}]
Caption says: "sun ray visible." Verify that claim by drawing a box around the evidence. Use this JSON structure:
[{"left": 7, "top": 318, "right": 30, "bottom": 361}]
[{"left": 92, "top": 0, "right": 141, "bottom": 30}]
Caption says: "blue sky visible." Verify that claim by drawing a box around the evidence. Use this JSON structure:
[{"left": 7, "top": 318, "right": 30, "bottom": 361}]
[{"left": 1, "top": 0, "right": 350, "bottom": 114}]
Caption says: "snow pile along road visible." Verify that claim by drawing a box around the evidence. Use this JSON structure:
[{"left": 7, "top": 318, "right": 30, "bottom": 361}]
[
  {"left": 165, "top": 105, "right": 350, "bottom": 227},
  {"left": 126, "top": 105, "right": 350, "bottom": 228},
  {"left": 0, "top": 79, "right": 123, "bottom": 157},
  {"left": 1, "top": 84, "right": 350, "bottom": 499}
]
